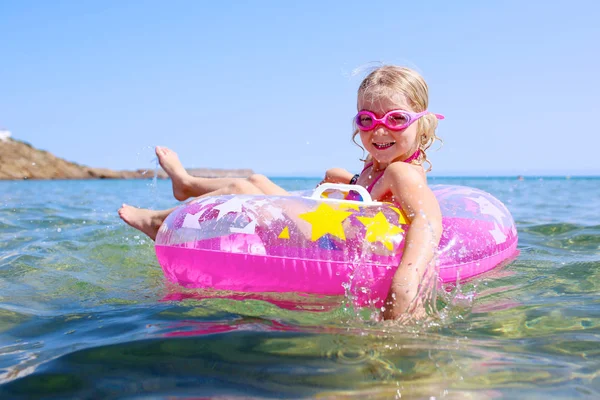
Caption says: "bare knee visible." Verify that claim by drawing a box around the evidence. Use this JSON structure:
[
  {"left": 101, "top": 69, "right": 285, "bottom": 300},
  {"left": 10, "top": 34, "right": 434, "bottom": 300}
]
[
  {"left": 227, "top": 180, "right": 262, "bottom": 194},
  {"left": 247, "top": 174, "right": 270, "bottom": 187}
]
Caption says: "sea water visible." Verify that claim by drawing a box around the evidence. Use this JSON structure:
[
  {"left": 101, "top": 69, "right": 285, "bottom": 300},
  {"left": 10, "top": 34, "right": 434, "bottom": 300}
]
[{"left": 0, "top": 177, "right": 599, "bottom": 399}]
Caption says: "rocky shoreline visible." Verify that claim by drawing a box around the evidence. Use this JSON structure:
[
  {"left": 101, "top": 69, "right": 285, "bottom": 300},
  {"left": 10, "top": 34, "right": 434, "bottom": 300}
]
[{"left": 0, "top": 137, "right": 254, "bottom": 181}]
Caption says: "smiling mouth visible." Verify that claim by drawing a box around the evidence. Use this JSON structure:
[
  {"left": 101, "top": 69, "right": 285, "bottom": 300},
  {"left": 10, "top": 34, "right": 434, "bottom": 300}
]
[{"left": 373, "top": 142, "right": 395, "bottom": 150}]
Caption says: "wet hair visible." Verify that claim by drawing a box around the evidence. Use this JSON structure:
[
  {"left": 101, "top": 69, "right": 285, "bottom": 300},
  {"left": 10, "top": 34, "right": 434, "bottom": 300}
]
[{"left": 351, "top": 65, "right": 442, "bottom": 172}]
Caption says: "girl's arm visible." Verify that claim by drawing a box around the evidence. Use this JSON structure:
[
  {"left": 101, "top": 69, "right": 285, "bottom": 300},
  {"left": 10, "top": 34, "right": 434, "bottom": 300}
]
[
  {"left": 319, "top": 168, "right": 355, "bottom": 186},
  {"left": 378, "top": 163, "right": 443, "bottom": 320}
]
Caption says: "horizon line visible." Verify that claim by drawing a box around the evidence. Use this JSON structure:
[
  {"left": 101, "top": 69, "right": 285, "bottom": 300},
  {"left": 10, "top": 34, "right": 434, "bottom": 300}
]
[{"left": 266, "top": 174, "right": 600, "bottom": 179}]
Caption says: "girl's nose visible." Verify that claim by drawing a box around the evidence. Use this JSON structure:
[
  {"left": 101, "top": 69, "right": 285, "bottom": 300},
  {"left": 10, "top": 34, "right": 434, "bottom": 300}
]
[{"left": 373, "top": 125, "right": 388, "bottom": 136}]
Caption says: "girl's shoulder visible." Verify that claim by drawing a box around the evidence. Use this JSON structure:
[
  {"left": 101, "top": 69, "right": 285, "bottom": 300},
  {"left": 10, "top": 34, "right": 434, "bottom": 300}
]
[
  {"left": 368, "top": 162, "right": 427, "bottom": 203},
  {"left": 383, "top": 160, "right": 427, "bottom": 183}
]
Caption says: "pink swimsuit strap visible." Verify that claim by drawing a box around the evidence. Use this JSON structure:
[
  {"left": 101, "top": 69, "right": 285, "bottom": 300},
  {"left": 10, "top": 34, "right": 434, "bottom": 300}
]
[{"left": 360, "top": 149, "right": 421, "bottom": 192}]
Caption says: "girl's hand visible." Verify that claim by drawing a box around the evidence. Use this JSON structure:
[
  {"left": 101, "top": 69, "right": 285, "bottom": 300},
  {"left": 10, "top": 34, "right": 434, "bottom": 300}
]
[{"left": 382, "top": 280, "right": 428, "bottom": 321}]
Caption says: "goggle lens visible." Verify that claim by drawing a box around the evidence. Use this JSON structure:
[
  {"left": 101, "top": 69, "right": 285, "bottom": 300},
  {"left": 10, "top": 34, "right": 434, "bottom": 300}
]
[
  {"left": 356, "top": 113, "right": 374, "bottom": 129},
  {"left": 385, "top": 111, "right": 410, "bottom": 128}
]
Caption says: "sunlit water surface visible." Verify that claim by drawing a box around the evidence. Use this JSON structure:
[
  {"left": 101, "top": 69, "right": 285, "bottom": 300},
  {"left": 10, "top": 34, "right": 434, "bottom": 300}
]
[{"left": 0, "top": 177, "right": 599, "bottom": 399}]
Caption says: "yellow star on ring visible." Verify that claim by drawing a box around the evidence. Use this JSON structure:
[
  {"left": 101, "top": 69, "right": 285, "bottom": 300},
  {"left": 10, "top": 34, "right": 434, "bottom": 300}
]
[
  {"left": 357, "top": 211, "right": 404, "bottom": 251},
  {"left": 390, "top": 206, "right": 409, "bottom": 224},
  {"left": 338, "top": 201, "right": 361, "bottom": 211},
  {"left": 298, "top": 203, "right": 353, "bottom": 241},
  {"left": 278, "top": 226, "right": 290, "bottom": 239}
]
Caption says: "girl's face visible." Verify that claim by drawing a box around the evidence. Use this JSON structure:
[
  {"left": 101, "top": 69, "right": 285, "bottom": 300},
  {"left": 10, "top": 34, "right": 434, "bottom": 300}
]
[{"left": 357, "top": 91, "right": 419, "bottom": 167}]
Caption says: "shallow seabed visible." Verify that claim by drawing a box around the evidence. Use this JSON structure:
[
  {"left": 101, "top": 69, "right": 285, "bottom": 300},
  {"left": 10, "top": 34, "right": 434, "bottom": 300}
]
[{"left": 0, "top": 177, "right": 599, "bottom": 399}]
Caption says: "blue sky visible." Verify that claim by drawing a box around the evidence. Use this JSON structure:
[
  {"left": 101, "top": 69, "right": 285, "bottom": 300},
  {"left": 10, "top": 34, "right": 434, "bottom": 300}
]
[{"left": 1, "top": 0, "right": 599, "bottom": 176}]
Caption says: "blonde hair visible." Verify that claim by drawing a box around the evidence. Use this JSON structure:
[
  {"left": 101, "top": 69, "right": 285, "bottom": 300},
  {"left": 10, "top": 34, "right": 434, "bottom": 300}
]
[{"left": 351, "top": 65, "right": 442, "bottom": 172}]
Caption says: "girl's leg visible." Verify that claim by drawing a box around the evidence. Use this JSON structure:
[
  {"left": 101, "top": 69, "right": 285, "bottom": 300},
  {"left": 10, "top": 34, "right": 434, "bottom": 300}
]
[
  {"left": 119, "top": 175, "right": 284, "bottom": 240},
  {"left": 156, "top": 146, "right": 244, "bottom": 201},
  {"left": 156, "top": 147, "right": 288, "bottom": 200},
  {"left": 118, "top": 205, "right": 175, "bottom": 241}
]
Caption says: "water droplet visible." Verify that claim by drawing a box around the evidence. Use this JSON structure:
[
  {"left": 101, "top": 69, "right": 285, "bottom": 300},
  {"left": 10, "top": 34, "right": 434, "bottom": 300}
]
[{"left": 57, "top": 228, "right": 62, "bottom": 233}]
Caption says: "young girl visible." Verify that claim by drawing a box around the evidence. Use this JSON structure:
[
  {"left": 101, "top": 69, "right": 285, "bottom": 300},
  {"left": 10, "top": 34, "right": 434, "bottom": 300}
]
[{"left": 119, "top": 65, "right": 444, "bottom": 320}]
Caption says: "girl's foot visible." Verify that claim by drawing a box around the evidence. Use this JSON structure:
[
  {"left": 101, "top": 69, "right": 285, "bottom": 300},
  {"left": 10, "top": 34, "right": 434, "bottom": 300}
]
[
  {"left": 155, "top": 146, "right": 194, "bottom": 201},
  {"left": 118, "top": 204, "right": 164, "bottom": 241}
]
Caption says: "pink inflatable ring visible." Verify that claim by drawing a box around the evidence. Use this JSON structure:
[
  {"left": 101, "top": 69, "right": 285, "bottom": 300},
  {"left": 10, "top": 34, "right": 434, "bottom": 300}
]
[{"left": 155, "top": 184, "right": 518, "bottom": 307}]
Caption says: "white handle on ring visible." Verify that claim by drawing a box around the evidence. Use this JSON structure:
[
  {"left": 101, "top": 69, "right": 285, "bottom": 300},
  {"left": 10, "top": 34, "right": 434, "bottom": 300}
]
[{"left": 311, "top": 183, "right": 375, "bottom": 204}]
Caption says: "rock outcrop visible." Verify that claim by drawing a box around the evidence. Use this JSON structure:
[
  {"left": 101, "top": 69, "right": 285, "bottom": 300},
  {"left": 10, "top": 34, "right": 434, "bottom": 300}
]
[{"left": 0, "top": 137, "right": 254, "bottom": 180}]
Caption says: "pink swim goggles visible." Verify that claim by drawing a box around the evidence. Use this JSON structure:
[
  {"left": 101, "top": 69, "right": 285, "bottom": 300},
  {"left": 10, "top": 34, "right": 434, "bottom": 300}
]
[{"left": 355, "top": 109, "right": 445, "bottom": 131}]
